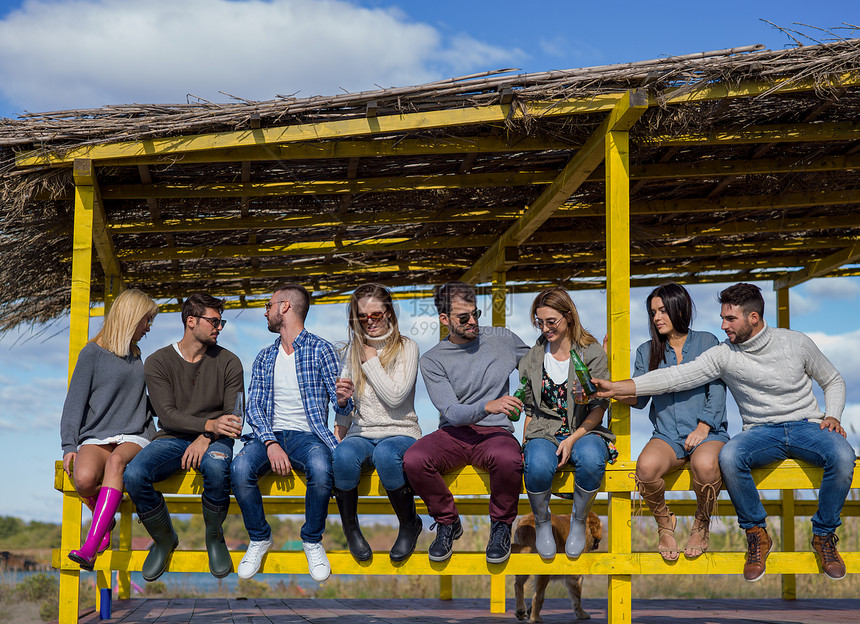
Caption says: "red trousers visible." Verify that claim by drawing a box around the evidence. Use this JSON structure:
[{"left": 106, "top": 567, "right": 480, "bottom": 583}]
[{"left": 403, "top": 424, "right": 523, "bottom": 525}]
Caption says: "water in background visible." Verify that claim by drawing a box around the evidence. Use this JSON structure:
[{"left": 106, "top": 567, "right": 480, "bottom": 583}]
[{"left": 1, "top": 569, "right": 334, "bottom": 594}]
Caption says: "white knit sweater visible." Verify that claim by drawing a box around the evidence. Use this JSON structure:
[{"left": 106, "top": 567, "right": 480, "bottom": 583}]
[
  {"left": 632, "top": 321, "right": 845, "bottom": 429},
  {"left": 335, "top": 331, "right": 422, "bottom": 440}
]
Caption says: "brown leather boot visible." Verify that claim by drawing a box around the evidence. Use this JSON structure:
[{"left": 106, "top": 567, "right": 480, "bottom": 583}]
[
  {"left": 635, "top": 477, "right": 679, "bottom": 561},
  {"left": 685, "top": 477, "right": 720, "bottom": 559},
  {"left": 811, "top": 533, "right": 846, "bottom": 580},
  {"left": 743, "top": 526, "right": 772, "bottom": 582}
]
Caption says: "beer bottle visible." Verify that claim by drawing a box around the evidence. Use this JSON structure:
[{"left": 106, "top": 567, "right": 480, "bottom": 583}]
[
  {"left": 569, "top": 349, "right": 598, "bottom": 395},
  {"left": 509, "top": 376, "right": 529, "bottom": 421}
]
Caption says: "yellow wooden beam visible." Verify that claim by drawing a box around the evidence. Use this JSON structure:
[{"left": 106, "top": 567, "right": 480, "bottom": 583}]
[
  {"left": 628, "top": 152, "right": 860, "bottom": 181},
  {"left": 91, "top": 136, "right": 574, "bottom": 167},
  {"left": 100, "top": 171, "right": 556, "bottom": 200},
  {"left": 560, "top": 188, "right": 860, "bottom": 219},
  {"left": 122, "top": 259, "right": 470, "bottom": 284},
  {"left": 651, "top": 120, "right": 860, "bottom": 146},
  {"left": 18, "top": 71, "right": 860, "bottom": 170},
  {"left": 517, "top": 237, "right": 857, "bottom": 265},
  {"left": 773, "top": 243, "right": 860, "bottom": 290},
  {"left": 16, "top": 97, "right": 625, "bottom": 168},
  {"left": 115, "top": 233, "right": 497, "bottom": 262},
  {"left": 462, "top": 89, "right": 649, "bottom": 284},
  {"left": 108, "top": 206, "right": 524, "bottom": 234},
  {"left": 103, "top": 188, "right": 860, "bottom": 237}
]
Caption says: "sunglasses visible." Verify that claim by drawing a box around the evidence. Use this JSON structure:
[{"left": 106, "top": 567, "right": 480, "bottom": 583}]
[
  {"left": 195, "top": 315, "right": 226, "bottom": 329},
  {"left": 265, "top": 299, "right": 287, "bottom": 311},
  {"left": 535, "top": 317, "right": 563, "bottom": 329},
  {"left": 451, "top": 309, "right": 481, "bottom": 324},
  {"left": 357, "top": 311, "right": 386, "bottom": 324}
]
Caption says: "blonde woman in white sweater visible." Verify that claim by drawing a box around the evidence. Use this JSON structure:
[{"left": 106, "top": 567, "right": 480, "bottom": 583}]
[{"left": 333, "top": 283, "right": 423, "bottom": 562}]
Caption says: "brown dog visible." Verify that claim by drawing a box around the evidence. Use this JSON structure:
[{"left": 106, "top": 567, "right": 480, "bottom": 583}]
[{"left": 512, "top": 512, "right": 602, "bottom": 622}]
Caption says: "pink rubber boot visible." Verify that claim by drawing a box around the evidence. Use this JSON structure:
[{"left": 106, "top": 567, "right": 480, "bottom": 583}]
[
  {"left": 70, "top": 487, "right": 123, "bottom": 570},
  {"left": 83, "top": 493, "right": 116, "bottom": 554}
]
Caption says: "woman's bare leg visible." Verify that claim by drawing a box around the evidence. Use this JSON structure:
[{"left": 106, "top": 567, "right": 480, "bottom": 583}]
[
  {"left": 635, "top": 438, "right": 686, "bottom": 560},
  {"left": 685, "top": 440, "right": 725, "bottom": 557}
]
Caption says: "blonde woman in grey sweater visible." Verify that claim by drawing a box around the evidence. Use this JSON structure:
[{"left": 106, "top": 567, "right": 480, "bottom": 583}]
[
  {"left": 61, "top": 289, "right": 158, "bottom": 570},
  {"left": 333, "top": 283, "right": 423, "bottom": 562}
]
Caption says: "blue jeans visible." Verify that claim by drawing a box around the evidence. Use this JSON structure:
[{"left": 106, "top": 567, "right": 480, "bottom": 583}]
[
  {"left": 719, "top": 420, "right": 856, "bottom": 535},
  {"left": 123, "top": 436, "right": 234, "bottom": 514},
  {"left": 523, "top": 434, "right": 608, "bottom": 493},
  {"left": 231, "top": 431, "right": 333, "bottom": 543},
  {"left": 332, "top": 435, "right": 416, "bottom": 491}
]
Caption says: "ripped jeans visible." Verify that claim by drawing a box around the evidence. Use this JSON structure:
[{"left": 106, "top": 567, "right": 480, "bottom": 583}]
[{"left": 124, "top": 436, "right": 234, "bottom": 514}]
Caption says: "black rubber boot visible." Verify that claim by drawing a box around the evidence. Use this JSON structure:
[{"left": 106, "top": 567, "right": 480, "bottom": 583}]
[
  {"left": 334, "top": 487, "right": 372, "bottom": 561},
  {"left": 138, "top": 498, "right": 179, "bottom": 582},
  {"left": 202, "top": 498, "right": 232, "bottom": 578},
  {"left": 386, "top": 484, "right": 422, "bottom": 562}
]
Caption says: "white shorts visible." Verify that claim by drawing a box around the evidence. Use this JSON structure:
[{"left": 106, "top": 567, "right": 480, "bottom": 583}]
[{"left": 79, "top": 434, "right": 150, "bottom": 450}]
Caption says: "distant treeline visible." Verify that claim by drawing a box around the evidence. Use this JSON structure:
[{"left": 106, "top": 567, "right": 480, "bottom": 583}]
[{"left": 0, "top": 516, "right": 61, "bottom": 551}]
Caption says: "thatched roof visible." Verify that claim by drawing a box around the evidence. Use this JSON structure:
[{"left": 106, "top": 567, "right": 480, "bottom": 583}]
[{"left": 2, "top": 36, "right": 860, "bottom": 330}]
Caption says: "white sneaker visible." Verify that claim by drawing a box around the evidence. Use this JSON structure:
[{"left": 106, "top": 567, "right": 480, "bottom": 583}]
[
  {"left": 303, "top": 541, "right": 331, "bottom": 582},
  {"left": 237, "top": 538, "right": 273, "bottom": 580}
]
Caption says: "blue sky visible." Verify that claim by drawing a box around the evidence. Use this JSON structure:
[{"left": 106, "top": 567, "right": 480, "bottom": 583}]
[{"left": 0, "top": 0, "right": 858, "bottom": 521}]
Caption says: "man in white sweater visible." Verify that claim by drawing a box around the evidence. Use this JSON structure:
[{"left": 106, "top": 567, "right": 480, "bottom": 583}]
[{"left": 594, "top": 283, "right": 855, "bottom": 582}]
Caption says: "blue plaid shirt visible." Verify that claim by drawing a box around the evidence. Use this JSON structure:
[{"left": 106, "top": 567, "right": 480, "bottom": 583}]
[{"left": 246, "top": 329, "right": 351, "bottom": 450}]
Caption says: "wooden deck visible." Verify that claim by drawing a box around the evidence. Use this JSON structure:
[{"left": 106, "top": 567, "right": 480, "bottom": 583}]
[{"left": 74, "top": 597, "right": 860, "bottom": 623}]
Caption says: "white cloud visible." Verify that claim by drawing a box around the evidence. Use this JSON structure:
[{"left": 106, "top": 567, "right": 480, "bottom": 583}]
[{"left": 0, "top": 0, "right": 518, "bottom": 113}]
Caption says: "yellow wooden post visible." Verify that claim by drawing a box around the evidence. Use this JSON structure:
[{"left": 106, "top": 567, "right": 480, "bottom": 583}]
[
  {"left": 117, "top": 500, "right": 132, "bottom": 599},
  {"left": 490, "top": 269, "right": 508, "bottom": 613},
  {"left": 776, "top": 286, "right": 796, "bottom": 600},
  {"left": 59, "top": 159, "right": 96, "bottom": 624},
  {"left": 440, "top": 575, "right": 453, "bottom": 601},
  {"left": 491, "top": 271, "right": 507, "bottom": 328},
  {"left": 605, "top": 127, "right": 632, "bottom": 624}
]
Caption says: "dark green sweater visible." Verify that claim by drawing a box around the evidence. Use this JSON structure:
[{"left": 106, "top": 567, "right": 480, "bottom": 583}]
[{"left": 144, "top": 344, "right": 244, "bottom": 440}]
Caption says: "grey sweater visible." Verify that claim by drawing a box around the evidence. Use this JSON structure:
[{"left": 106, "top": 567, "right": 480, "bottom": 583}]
[
  {"left": 60, "top": 342, "right": 155, "bottom": 454},
  {"left": 633, "top": 322, "right": 845, "bottom": 429},
  {"left": 420, "top": 326, "right": 529, "bottom": 432}
]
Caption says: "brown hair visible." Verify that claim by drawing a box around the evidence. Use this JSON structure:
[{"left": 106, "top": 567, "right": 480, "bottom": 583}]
[
  {"left": 530, "top": 287, "right": 597, "bottom": 348},
  {"left": 346, "top": 283, "right": 405, "bottom": 396},
  {"left": 273, "top": 283, "right": 311, "bottom": 321},
  {"left": 718, "top": 282, "right": 764, "bottom": 317}
]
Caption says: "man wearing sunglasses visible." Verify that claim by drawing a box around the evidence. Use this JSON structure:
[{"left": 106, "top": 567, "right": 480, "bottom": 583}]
[
  {"left": 124, "top": 293, "right": 244, "bottom": 582},
  {"left": 231, "top": 283, "right": 354, "bottom": 582},
  {"left": 404, "top": 281, "right": 529, "bottom": 564}
]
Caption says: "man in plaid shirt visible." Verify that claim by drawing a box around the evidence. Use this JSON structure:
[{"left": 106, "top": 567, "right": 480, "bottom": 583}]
[{"left": 231, "top": 283, "right": 354, "bottom": 582}]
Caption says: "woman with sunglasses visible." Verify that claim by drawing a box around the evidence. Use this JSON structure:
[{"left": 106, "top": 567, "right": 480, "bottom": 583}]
[
  {"left": 60, "top": 289, "right": 159, "bottom": 570},
  {"left": 519, "top": 287, "right": 615, "bottom": 559},
  {"left": 332, "top": 283, "right": 423, "bottom": 562},
  {"left": 619, "top": 283, "right": 727, "bottom": 560}
]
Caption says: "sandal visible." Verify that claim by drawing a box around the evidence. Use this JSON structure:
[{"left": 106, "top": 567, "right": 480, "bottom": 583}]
[
  {"left": 684, "top": 518, "right": 709, "bottom": 558},
  {"left": 657, "top": 512, "right": 680, "bottom": 561}
]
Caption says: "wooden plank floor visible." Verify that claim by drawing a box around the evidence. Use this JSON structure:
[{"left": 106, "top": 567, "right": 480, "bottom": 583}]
[{"left": 75, "top": 597, "right": 860, "bottom": 623}]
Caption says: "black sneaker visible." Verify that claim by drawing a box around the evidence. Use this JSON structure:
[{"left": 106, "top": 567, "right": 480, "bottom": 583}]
[
  {"left": 486, "top": 520, "right": 512, "bottom": 564},
  {"left": 428, "top": 519, "right": 463, "bottom": 562}
]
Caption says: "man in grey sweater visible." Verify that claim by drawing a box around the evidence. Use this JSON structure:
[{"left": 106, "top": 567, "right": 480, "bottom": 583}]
[
  {"left": 403, "top": 282, "right": 529, "bottom": 564},
  {"left": 123, "top": 293, "right": 244, "bottom": 582},
  {"left": 594, "top": 283, "right": 855, "bottom": 582}
]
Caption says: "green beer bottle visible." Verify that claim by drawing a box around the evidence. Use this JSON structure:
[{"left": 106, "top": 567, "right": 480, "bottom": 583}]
[
  {"left": 569, "top": 349, "right": 598, "bottom": 395},
  {"left": 510, "top": 376, "right": 529, "bottom": 421}
]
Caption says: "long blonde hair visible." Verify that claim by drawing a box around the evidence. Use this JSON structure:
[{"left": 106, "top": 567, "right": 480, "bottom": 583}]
[
  {"left": 346, "top": 283, "right": 404, "bottom": 396},
  {"left": 92, "top": 289, "right": 158, "bottom": 358},
  {"left": 530, "top": 287, "right": 598, "bottom": 348}
]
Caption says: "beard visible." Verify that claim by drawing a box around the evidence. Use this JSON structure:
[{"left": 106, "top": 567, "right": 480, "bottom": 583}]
[
  {"left": 729, "top": 323, "right": 754, "bottom": 344},
  {"left": 267, "top": 313, "right": 282, "bottom": 333}
]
